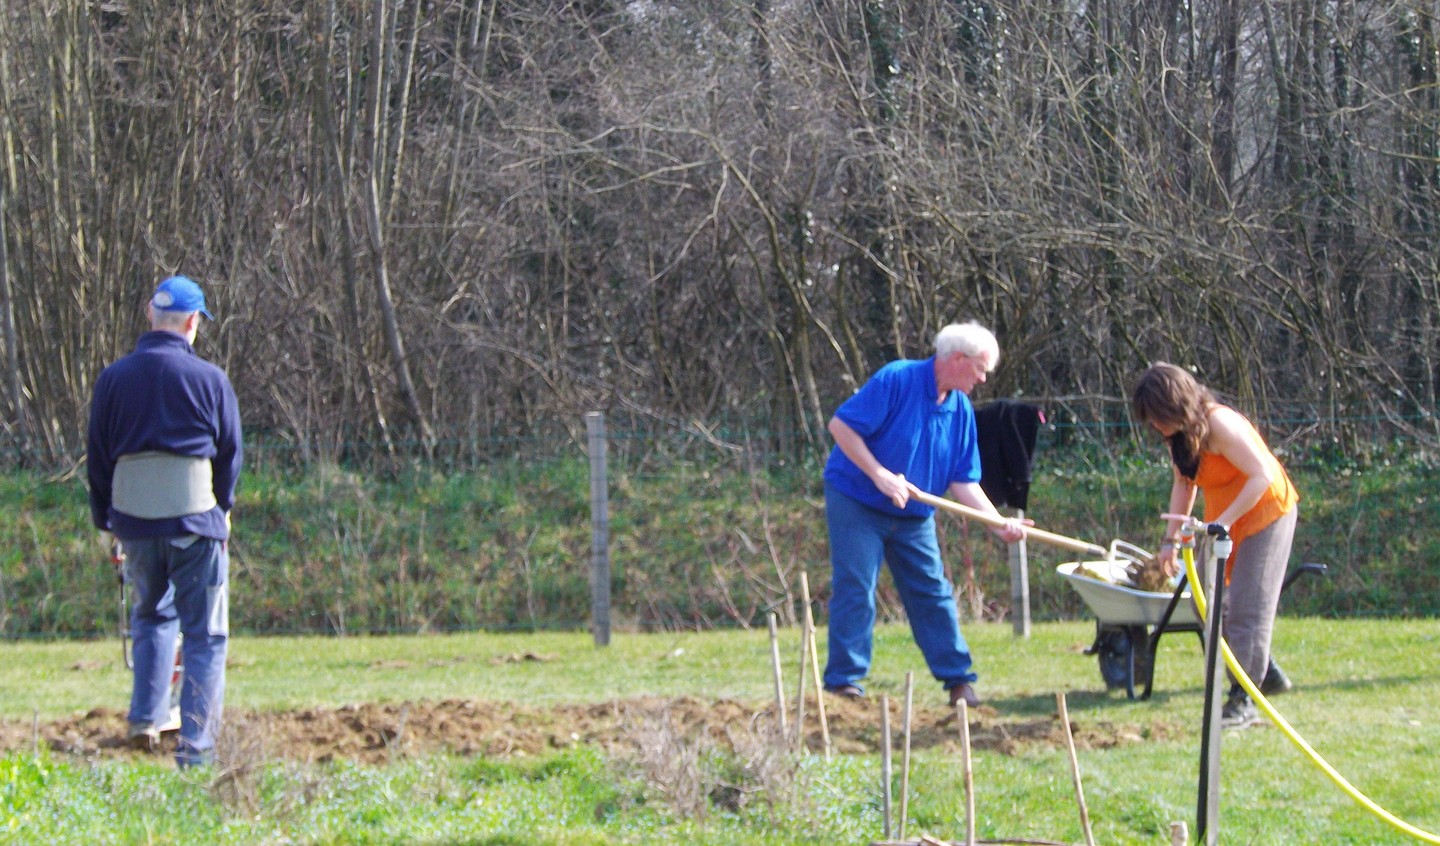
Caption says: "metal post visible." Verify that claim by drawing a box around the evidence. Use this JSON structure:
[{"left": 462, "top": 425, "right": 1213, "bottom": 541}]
[
  {"left": 1008, "top": 507, "right": 1030, "bottom": 637},
  {"left": 1196, "top": 526, "right": 1231, "bottom": 844},
  {"left": 586, "top": 412, "right": 610, "bottom": 647}
]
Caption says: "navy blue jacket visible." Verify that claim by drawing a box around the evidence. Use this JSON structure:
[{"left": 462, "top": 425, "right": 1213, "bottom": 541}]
[{"left": 87, "top": 331, "right": 242, "bottom": 540}]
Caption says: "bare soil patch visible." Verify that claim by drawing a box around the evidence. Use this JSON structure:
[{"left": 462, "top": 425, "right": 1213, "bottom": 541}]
[{"left": 0, "top": 694, "right": 1178, "bottom": 767}]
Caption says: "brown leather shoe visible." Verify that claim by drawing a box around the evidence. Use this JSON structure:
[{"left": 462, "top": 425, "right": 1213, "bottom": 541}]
[
  {"left": 824, "top": 684, "right": 864, "bottom": 700},
  {"left": 127, "top": 722, "right": 160, "bottom": 752},
  {"left": 948, "top": 683, "right": 980, "bottom": 708}
]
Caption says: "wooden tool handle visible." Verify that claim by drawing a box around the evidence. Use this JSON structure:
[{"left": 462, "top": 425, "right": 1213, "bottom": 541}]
[{"left": 908, "top": 488, "right": 1109, "bottom": 558}]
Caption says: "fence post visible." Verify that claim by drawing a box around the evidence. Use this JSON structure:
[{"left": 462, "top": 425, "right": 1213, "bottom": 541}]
[
  {"left": 1009, "top": 507, "right": 1031, "bottom": 637},
  {"left": 586, "top": 412, "right": 610, "bottom": 647}
]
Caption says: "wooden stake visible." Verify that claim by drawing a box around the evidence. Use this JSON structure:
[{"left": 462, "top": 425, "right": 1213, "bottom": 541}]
[
  {"left": 881, "top": 694, "right": 892, "bottom": 840},
  {"left": 1057, "top": 692, "right": 1096, "bottom": 846},
  {"left": 794, "top": 595, "right": 809, "bottom": 754},
  {"left": 768, "top": 612, "right": 787, "bottom": 738},
  {"left": 956, "top": 699, "right": 975, "bottom": 846},
  {"left": 800, "top": 571, "right": 831, "bottom": 759},
  {"left": 898, "top": 671, "right": 914, "bottom": 841},
  {"left": 1169, "top": 820, "right": 1190, "bottom": 845}
]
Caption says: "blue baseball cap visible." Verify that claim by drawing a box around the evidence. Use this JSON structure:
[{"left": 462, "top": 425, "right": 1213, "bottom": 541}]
[{"left": 151, "top": 275, "right": 213, "bottom": 320}]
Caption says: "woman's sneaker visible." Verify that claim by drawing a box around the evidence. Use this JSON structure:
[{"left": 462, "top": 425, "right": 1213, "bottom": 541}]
[
  {"left": 1220, "top": 691, "right": 1260, "bottom": 730},
  {"left": 1260, "top": 658, "right": 1293, "bottom": 696}
]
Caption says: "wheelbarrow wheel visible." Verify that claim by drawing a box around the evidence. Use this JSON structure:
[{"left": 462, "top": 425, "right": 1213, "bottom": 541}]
[{"left": 1092, "top": 624, "right": 1153, "bottom": 693}]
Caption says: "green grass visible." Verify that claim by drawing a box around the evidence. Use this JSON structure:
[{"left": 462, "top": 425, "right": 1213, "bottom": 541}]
[
  {"left": 1, "top": 447, "right": 1437, "bottom": 841},
  {"left": 1, "top": 618, "right": 1437, "bottom": 844}
]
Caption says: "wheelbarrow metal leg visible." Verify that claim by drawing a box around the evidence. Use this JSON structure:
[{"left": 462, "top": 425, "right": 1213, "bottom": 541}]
[
  {"left": 1124, "top": 635, "right": 1136, "bottom": 700},
  {"left": 1141, "top": 573, "right": 1195, "bottom": 701}
]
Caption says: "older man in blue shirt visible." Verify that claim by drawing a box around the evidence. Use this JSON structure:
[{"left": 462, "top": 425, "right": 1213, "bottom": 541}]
[
  {"left": 88, "top": 275, "right": 241, "bottom": 767},
  {"left": 822, "top": 322, "right": 1025, "bottom": 709}
]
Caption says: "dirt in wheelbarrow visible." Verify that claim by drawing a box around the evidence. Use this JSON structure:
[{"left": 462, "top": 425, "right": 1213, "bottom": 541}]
[{"left": 0, "top": 694, "right": 1185, "bottom": 767}]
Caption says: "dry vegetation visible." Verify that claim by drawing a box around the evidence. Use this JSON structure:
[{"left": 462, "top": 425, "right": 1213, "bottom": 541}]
[{"left": 0, "top": 0, "right": 1437, "bottom": 470}]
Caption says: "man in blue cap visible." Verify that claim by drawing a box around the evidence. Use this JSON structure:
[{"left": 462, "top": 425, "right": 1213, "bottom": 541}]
[{"left": 87, "top": 275, "right": 241, "bottom": 768}]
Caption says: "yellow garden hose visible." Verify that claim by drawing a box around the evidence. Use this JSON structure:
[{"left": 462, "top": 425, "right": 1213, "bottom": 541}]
[{"left": 1182, "top": 544, "right": 1440, "bottom": 843}]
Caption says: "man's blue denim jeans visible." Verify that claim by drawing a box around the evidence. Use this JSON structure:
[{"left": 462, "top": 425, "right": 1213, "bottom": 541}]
[
  {"left": 124, "top": 535, "right": 228, "bottom": 767},
  {"left": 822, "top": 484, "right": 976, "bottom": 693}
]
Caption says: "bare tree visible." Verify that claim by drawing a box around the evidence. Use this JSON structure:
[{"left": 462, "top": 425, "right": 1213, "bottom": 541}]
[{"left": 0, "top": 0, "right": 1437, "bottom": 475}]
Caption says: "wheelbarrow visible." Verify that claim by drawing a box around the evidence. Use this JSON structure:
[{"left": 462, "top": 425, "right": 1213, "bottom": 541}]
[
  {"left": 906, "top": 488, "right": 1326, "bottom": 700},
  {"left": 1057, "top": 553, "right": 1201, "bottom": 700},
  {"left": 1058, "top": 553, "right": 1328, "bottom": 700}
]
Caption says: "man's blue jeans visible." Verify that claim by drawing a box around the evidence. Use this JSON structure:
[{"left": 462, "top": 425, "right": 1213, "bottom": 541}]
[
  {"left": 123, "top": 535, "right": 228, "bottom": 767},
  {"left": 822, "top": 485, "right": 976, "bottom": 694}
]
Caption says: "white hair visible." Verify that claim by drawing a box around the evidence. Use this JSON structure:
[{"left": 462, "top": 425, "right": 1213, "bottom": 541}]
[
  {"left": 935, "top": 321, "right": 999, "bottom": 364},
  {"left": 150, "top": 305, "right": 196, "bottom": 332}
]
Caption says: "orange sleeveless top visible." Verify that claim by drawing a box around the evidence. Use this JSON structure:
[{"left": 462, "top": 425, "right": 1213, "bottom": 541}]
[{"left": 1194, "top": 408, "right": 1299, "bottom": 546}]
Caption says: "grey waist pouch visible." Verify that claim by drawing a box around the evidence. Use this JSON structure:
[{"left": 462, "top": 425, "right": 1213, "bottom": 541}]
[{"left": 112, "top": 451, "right": 217, "bottom": 519}]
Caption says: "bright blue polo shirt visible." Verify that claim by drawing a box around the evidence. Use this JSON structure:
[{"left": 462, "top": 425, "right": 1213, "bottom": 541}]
[{"left": 823, "top": 357, "right": 981, "bottom": 518}]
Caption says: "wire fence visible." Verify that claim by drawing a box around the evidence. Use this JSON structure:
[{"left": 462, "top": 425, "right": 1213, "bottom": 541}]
[{"left": 213, "top": 408, "right": 1440, "bottom": 476}]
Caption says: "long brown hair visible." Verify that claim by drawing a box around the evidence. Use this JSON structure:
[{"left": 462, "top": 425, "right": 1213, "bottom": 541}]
[{"left": 1130, "top": 363, "right": 1216, "bottom": 479}]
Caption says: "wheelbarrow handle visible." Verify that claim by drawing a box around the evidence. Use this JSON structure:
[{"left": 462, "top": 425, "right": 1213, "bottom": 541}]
[
  {"left": 907, "top": 488, "right": 1110, "bottom": 558},
  {"left": 1283, "top": 561, "right": 1328, "bottom": 591}
]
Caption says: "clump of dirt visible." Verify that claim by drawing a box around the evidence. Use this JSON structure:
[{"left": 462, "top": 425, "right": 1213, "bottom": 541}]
[
  {"left": 0, "top": 694, "right": 1179, "bottom": 767},
  {"left": 1126, "top": 558, "right": 1177, "bottom": 593}
]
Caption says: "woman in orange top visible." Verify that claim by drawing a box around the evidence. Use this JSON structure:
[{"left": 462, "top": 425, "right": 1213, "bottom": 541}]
[{"left": 1131, "top": 363, "right": 1300, "bottom": 729}]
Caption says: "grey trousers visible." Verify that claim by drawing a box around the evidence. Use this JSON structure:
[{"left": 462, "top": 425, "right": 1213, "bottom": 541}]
[{"left": 1200, "top": 508, "right": 1297, "bottom": 689}]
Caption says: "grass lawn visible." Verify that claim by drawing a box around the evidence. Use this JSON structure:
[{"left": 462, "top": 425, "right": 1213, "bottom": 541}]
[{"left": 0, "top": 617, "right": 1437, "bottom": 844}]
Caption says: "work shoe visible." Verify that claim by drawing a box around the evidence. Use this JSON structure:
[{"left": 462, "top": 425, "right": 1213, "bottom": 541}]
[
  {"left": 158, "top": 704, "right": 182, "bottom": 734},
  {"left": 824, "top": 684, "right": 864, "bottom": 700},
  {"left": 1260, "top": 658, "right": 1293, "bottom": 697},
  {"left": 127, "top": 722, "right": 160, "bottom": 752},
  {"left": 176, "top": 743, "right": 215, "bottom": 770},
  {"left": 1220, "top": 692, "right": 1260, "bottom": 730},
  {"left": 948, "top": 683, "right": 980, "bottom": 709}
]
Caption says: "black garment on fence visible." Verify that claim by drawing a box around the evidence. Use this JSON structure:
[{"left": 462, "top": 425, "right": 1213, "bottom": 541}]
[{"left": 975, "top": 399, "right": 1044, "bottom": 510}]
